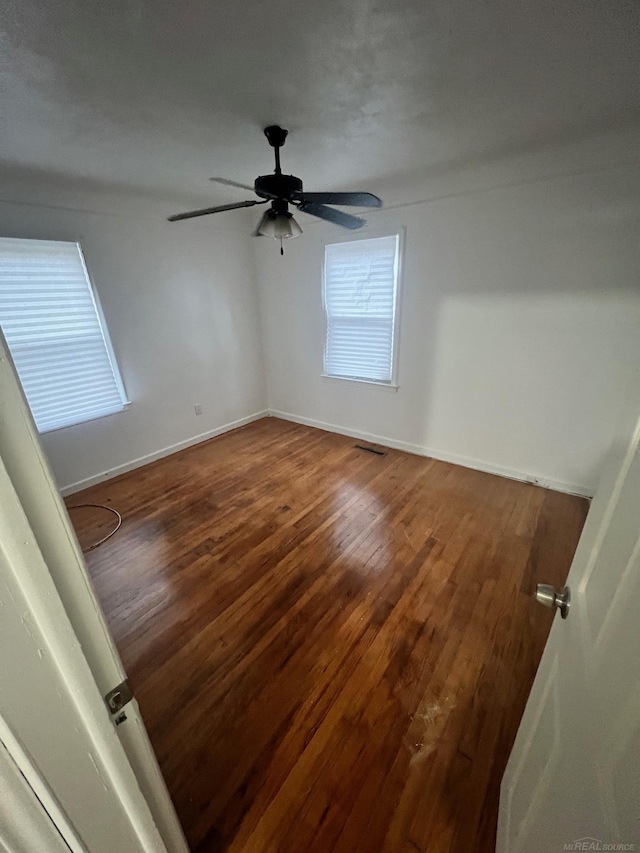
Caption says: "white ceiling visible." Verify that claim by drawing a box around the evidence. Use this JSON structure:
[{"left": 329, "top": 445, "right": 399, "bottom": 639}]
[{"left": 1, "top": 0, "right": 639, "bottom": 210}]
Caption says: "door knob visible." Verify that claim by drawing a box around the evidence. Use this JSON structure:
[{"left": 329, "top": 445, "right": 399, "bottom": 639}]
[{"left": 535, "top": 584, "right": 570, "bottom": 619}]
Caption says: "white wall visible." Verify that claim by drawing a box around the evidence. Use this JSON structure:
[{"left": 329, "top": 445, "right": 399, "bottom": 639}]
[
  {"left": 256, "top": 164, "right": 640, "bottom": 496},
  {"left": 3, "top": 161, "right": 639, "bottom": 498},
  {"left": 0, "top": 197, "right": 266, "bottom": 492}
]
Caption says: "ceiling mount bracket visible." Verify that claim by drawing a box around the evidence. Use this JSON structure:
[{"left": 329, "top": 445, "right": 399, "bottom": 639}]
[{"left": 263, "top": 125, "right": 288, "bottom": 149}]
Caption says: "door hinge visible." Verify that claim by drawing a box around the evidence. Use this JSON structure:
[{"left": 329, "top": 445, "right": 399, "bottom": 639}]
[{"left": 104, "top": 679, "right": 133, "bottom": 715}]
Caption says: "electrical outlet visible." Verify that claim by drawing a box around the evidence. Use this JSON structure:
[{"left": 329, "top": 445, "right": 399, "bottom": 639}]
[{"left": 194, "top": 404, "right": 203, "bottom": 416}]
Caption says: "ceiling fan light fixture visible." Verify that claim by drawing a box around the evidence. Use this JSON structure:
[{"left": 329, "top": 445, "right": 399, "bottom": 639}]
[
  {"left": 258, "top": 210, "right": 302, "bottom": 240},
  {"left": 275, "top": 213, "right": 302, "bottom": 239},
  {"left": 256, "top": 211, "right": 275, "bottom": 238}
]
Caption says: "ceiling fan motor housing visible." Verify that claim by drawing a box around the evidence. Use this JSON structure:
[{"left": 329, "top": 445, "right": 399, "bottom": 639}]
[{"left": 254, "top": 173, "right": 302, "bottom": 201}]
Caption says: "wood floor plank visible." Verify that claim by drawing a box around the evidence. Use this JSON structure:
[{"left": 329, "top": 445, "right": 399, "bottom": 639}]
[{"left": 67, "top": 417, "right": 588, "bottom": 852}]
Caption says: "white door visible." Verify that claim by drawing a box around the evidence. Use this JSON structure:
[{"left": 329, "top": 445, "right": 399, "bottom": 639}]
[
  {"left": 498, "top": 383, "right": 640, "bottom": 851},
  {"left": 0, "top": 333, "right": 188, "bottom": 853}
]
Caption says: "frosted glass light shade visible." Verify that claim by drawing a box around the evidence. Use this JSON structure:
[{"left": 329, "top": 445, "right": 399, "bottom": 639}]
[{"left": 258, "top": 212, "right": 302, "bottom": 239}]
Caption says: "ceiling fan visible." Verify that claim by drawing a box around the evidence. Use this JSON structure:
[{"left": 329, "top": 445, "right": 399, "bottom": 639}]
[{"left": 168, "top": 125, "right": 382, "bottom": 253}]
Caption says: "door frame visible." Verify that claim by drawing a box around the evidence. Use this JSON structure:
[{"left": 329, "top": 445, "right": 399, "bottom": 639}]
[
  {"left": 0, "top": 449, "right": 168, "bottom": 852},
  {"left": 0, "top": 330, "right": 187, "bottom": 853},
  {"left": 0, "top": 710, "right": 86, "bottom": 852}
]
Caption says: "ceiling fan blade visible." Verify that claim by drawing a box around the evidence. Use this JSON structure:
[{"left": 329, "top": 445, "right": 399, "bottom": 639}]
[
  {"left": 209, "top": 177, "right": 256, "bottom": 192},
  {"left": 168, "top": 199, "right": 265, "bottom": 222},
  {"left": 294, "top": 191, "right": 381, "bottom": 208},
  {"left": 297, "top": 203, "right": 366, "bottom": 230}
]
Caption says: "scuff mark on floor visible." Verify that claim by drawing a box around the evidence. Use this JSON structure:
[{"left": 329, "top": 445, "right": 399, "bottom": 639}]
[
  {"left": 402, "top": 525, "right": 418, "bottom": 554},
  {"left": 406, "top": 694, "right": 457, "bottom": 763}
]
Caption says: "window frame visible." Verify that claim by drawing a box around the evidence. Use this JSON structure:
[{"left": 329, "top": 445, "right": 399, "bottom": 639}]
[
  {"left": 76, "top": 244, "right": 130, "bottom": 425},
  {"left": 0, "top": 237, "right": 130, "bottom": 435},
  {"left": 321, "top": 227, "right": 404, "bottom": 389}
]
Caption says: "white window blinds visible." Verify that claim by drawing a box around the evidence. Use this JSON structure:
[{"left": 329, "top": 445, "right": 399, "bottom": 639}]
[
  {"left": 0, "top": 238, "right": 128, "bottom": 433},
  {"left": 323, "top": 234, "right": 400, "bottom": 383}
]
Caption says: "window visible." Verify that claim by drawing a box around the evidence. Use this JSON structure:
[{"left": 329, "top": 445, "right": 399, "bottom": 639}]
[
  {"left": 0, "top": 237, "right": 128, "bottom": 433},
  {"left": 323, "top": 233, "right": 401, "bottom": 385}
]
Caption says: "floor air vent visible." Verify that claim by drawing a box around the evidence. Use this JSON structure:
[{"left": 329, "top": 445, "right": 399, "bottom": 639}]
[{"left": 354, "top": 444, "right": 387, "bottom": 456}]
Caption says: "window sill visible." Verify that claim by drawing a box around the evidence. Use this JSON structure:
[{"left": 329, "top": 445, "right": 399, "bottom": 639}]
[{"left": 321, "top": 374, "right": 399, "bottom": 392}]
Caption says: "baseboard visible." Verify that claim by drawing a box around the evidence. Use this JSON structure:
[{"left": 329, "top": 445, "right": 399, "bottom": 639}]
[
  {"left": 60, "top": 410, "right": 269, "bottom": 496},
  {"left": 268, "top": 409, "right": 593, "bottom": 498},
  {"left": 60, "top": 407, "right": 593, "bottom": 499}
]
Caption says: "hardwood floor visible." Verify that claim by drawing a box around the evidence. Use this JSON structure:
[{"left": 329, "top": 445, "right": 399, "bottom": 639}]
[{"left": 67, "top": 417, "right": 588, "bottom": 853}]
